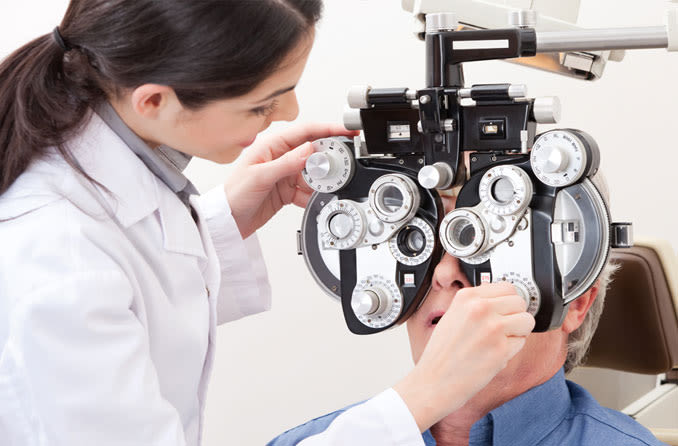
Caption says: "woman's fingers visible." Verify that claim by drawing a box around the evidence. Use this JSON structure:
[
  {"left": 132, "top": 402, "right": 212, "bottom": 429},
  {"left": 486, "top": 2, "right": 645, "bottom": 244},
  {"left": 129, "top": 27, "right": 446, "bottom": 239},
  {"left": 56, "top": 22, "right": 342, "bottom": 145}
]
[
  {"left": 490, "top": 294, "right": 528, "bottom": 316},
  {"left": 505, "top": 336, "right": 528, "bottom": 360},
  {"left": 291, "top": 188, "right": 313, "bottom": 208},
  {"left": 501, "top": 312, "right": 536, "bottom": 337},
  {"left": 276, "top": 123, "right": 359, "bottom": 156},
  {"left": 295, "top": 171, "right": 314, "bottom": 194},
  {"left": 253, "top": 142, "right": 313, "bottom": 187}
]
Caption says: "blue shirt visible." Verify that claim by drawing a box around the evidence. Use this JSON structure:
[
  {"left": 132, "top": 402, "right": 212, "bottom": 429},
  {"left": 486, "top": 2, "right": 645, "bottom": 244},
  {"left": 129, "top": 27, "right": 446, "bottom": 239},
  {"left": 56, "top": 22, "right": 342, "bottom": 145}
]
[{"left": 269, "top": 369, "right": 664, "bottom": 445}]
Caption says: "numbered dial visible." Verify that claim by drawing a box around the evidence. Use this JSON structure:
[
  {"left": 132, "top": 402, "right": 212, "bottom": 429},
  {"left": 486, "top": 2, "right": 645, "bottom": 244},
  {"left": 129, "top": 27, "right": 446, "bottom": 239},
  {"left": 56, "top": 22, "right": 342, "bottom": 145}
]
[
  {"left": 351, "top": 274, "right": 403, "bottom": 329},
  {"left": 318, "top": 200, "right": 366, "bottom": 250},
  {"left": 496, "top": 275, "right": 541, "bottom": 316},
  {"left": 302, "top": 138, "right": 355, "bottom": 193},
  {"left": 479, "top": 165, "right": 533, "bottom": 217},
  {"left": 389, "top": 217, "right": 435, "bottom": 266},
  {"left": 531, "top": 130, "right": 589, "bottom": 187}
]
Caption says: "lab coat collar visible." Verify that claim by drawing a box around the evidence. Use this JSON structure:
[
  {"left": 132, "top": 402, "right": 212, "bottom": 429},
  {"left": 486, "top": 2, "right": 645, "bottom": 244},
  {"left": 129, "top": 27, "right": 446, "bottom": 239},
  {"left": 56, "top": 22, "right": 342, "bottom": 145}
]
[{"left": 67, "top": 112, "right": 207, "bottom": 260}]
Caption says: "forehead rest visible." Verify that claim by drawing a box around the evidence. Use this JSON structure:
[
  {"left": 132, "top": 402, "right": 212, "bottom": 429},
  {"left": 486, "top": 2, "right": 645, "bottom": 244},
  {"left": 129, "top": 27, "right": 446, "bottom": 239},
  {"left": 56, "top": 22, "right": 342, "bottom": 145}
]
[{"left": 583, "top": 239, "right": 678, "bottom": 374}]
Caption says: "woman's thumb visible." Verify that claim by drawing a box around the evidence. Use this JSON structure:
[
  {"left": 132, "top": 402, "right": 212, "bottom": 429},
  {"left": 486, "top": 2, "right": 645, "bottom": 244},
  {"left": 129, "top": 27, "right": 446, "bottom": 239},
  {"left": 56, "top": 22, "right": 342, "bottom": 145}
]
[{"left": 257, "top": 142, "right": 314, "bottom": 185}]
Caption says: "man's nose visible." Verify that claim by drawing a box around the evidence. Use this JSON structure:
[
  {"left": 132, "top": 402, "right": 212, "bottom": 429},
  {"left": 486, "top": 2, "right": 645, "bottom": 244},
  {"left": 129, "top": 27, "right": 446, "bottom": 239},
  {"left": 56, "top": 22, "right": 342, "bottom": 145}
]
[{"left": 431, "top": 253, "right": 472, "bottom": 291}]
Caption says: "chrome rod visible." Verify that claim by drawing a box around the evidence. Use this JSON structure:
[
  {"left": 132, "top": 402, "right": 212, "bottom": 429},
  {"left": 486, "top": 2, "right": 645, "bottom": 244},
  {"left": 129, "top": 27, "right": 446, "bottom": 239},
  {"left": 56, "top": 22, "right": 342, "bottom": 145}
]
[{"left": 536, "top": 26, "right": 669, "bottom": 52}]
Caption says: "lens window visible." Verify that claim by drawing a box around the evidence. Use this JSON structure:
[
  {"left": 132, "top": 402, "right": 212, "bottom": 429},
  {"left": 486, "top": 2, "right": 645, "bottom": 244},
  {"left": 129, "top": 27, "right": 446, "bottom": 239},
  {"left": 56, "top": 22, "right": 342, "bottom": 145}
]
[
  {"left": 377, "top": 185, "right": 404, "bottom": 213},
  {"left": 490, "top": 177, "right": 515, "bottom": 204},
  {"left": 450, "top": 218, "right": 476, "bottom": 249}
]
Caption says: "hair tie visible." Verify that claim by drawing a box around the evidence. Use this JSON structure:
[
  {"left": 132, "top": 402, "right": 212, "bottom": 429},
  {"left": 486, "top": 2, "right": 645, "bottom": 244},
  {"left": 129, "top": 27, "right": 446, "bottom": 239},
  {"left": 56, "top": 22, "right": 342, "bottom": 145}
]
[{"left": 52, "top": 26, "right": 71, "bottom": 52}]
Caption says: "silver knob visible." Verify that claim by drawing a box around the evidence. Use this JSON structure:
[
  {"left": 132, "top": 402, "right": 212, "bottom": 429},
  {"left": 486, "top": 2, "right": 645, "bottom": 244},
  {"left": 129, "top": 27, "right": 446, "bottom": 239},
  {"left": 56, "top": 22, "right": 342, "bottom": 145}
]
[
  {"left": 343, "top": 108, "right": 363, "bottom": 131},
  {"left": 347, "top": 85, "right": 371, "bottom": 109},
  {"left": 328, "top": 213, "right": 354, "bottom": 239},
  {"left": 305, "top": 152, "right": 332, "bottom": 181},
  {"left": 418, "top": 162, "right": 454, "bottom": 189},
  {"left": 541, "top": 146, "right": 569, "bottom": 174},
  {"left": 352, "top": 290, "right": 380, "bottom": 316},
  {"left": 508, "top": 84, "right": 528, "bottom": 98},
  {"left": 533, "top": 97, "right": 562, "bottom": 124},
  {"left": 425, "top": 12, "right": 458, "bottom": 33},
  {"left": 509, "top": 9, "right": 538, "bottom": 28}
]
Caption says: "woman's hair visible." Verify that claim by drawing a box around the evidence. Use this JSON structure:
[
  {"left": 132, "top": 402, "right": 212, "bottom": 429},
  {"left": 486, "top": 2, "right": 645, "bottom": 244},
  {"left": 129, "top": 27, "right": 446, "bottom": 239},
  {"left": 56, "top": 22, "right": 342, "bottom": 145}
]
[{"left": 0, "top": 0, "right": 323, "bottom": 195}]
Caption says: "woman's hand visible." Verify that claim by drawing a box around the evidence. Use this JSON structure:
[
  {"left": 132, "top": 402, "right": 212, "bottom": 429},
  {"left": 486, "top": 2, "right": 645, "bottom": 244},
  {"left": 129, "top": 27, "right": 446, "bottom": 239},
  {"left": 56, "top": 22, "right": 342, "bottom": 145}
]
[
  {"left": 224, "top": 123, "right": 359, "bottom": 239},
  {"left": 393, "top": 282, "right": 535, "bottom": 432}
]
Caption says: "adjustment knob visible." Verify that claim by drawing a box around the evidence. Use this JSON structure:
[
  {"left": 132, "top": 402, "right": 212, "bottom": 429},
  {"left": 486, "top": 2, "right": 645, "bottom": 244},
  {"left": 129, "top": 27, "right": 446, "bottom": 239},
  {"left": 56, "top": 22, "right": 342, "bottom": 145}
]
[
  {"left": 328, "top": 213, "right": 354, "bottom": 239},
  {"left": 530, "top": 129, "right": 600, "bottom": 187},
  {"left": 418, "top": 162, "right": 454, "bottom": 189},
  {"left": 541, "top": 146, "right": 569, "bottom": 174},
  {"left": 305, "top": 152, "right": 332, "bottom": 180},
  {"left": 318, "top": 199, "right": 366, "bottom": 250},
  {"left": 351, "top": 275, "right": 403, "bottom": 329},
  {"left": 351, "top": 290, "right": 380, "bottom": 316},
  {"left": 505, "top": 279, "right": 540, "bottom": 316},
  {"left": 533, "top": 97, "right": 562, "bottom": 124},
  {"left": 347, "top": 85, "right": 371, "bottom": 109},
  {"left": 343, "top": 108, "right": 363, "bottom": 130},
  {"left": 302, "top": 138, "right": 356, "bottom": 193}
]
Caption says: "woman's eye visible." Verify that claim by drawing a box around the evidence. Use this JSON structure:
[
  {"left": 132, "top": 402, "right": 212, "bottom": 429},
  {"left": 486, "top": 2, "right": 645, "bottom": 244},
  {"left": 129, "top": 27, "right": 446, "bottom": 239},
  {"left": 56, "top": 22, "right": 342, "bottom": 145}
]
[{"left": 251, "top": 99, "right": 279, "bottom": 117}]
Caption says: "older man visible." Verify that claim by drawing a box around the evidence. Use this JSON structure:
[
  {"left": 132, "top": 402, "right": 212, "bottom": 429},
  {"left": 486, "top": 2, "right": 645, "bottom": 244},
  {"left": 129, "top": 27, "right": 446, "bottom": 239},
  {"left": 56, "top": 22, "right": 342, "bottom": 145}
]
[{"left": 269, "top": 185, "right": 663, "bottom": 446}]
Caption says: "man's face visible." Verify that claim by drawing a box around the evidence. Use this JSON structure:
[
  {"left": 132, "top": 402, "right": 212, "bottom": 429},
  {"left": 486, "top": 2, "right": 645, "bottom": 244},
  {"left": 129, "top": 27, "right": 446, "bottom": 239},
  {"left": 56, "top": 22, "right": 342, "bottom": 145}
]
[{"left": 406, "top": 196, "right": 569, "bottom": 401}]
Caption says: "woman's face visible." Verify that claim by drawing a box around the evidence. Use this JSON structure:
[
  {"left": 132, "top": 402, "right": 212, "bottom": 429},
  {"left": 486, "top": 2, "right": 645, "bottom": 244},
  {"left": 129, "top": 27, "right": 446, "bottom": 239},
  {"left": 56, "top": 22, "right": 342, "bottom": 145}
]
[{"left": 126, "top": 32, "right": 315, "bottom": 164}]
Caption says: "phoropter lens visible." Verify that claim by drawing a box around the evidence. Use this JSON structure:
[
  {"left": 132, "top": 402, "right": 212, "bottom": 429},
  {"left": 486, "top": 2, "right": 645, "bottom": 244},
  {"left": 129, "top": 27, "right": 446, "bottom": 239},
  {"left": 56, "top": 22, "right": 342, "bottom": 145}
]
[
  {"left": 406, "top": 230, "right": 425, "bottom": 252},
  {"left": 490, "top": 177, "right": 515, "bottom": 204},
  {"left": 456, "top": 222, "right": 476, "bottom": 247},
  {"left": 397, "top": 226, "right": 426, "bottom": 257},
  {"left": 377, "top": 185, "right": 404, "bottom": 213},
  {"left": 450, "top": 217, "right": 477, "bottom": 249},
  {"left": 440, "top": 209, "right": 485, "bottom": 258}
]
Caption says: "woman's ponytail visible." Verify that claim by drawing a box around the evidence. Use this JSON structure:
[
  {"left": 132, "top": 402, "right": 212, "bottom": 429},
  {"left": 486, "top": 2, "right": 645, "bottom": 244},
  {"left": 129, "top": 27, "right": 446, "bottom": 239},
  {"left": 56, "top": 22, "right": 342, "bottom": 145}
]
[{"left": 0, "top": 30, "right": 105, "bottom": 195}]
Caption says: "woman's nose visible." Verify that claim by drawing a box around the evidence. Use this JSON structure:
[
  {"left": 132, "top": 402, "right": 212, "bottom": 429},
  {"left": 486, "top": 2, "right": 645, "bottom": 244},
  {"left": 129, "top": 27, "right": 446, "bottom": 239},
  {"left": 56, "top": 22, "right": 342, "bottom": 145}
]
[
  {"left": 270, "top": 90, "right": 299, "bottom": 123},
  {"left": 431, "top": 253, "right": 472, "bottom": 291}
]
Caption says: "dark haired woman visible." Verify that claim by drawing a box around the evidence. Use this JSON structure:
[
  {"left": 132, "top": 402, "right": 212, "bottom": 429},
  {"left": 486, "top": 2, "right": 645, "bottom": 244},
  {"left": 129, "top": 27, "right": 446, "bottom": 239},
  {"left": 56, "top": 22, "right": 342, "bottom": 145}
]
[{"left": 0, "top": 1, "right": 535, "bottom": 445}]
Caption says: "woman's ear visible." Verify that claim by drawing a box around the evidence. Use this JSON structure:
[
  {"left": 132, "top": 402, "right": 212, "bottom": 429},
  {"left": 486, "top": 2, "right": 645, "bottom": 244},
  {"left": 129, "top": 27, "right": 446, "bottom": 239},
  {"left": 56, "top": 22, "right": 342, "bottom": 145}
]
[
  {"left": 561, "top": 281, "right": 600, "bottom": 334},
  {"left": 130, "top": 84, "right": 179, "bottom": 120}
]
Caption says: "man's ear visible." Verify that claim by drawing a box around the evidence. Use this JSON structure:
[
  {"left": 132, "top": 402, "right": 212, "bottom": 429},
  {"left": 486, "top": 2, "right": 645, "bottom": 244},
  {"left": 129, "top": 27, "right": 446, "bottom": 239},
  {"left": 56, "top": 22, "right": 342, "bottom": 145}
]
[
  {"left": 129, "top": 84, "right": 178, "bottom": 120},
  {"left": 561, "top": 281, "right": 599, "bottom": 334}
]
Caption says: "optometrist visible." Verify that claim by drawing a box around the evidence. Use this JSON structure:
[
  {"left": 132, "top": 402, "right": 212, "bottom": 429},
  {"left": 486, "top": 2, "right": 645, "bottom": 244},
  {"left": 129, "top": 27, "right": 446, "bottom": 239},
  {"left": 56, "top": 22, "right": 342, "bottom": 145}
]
[{"left": 0, "top": 1, "right": 535, "bottom": 446}]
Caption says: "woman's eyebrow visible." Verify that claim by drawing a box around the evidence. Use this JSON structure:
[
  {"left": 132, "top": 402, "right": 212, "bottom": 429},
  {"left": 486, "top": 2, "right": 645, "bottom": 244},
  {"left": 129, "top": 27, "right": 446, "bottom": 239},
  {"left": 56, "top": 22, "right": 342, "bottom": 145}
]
[{"left": 253, "top": 85, "right": 296, "bottom": 104}]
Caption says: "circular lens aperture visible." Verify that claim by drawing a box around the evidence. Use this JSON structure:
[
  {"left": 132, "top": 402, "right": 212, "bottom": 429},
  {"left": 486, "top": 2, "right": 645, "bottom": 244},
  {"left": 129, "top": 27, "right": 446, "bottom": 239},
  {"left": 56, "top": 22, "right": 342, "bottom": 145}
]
[
  {"left": 440, "top": 209, "right": 485, "bottom": 258},
  {"left": 397, "top": 226, "right": 426, "bottom": 257},
  {"left": 452, "top": 218, "right": 476, "bottom": 248},
  {"left": 490, "top": 177, "right": 515, "bottom": 204},
  {"left": 406, "top": 230, "right": 425, "bottom": 252},
  {"left": 369, "top": 174, "right": 421, "bottom": 224},
  {"left": 378, "top": 185, "right": 404, "bottom": 213},
  {"left": 328, "top": 213, "right": 354, "bottom": 239}
]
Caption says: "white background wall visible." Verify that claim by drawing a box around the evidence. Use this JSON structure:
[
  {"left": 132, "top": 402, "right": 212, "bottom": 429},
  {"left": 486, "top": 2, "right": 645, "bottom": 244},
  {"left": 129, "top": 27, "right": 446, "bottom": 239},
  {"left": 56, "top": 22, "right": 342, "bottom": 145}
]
[{"left": 2, "top": 0, "right": 677, "bottom": 444}]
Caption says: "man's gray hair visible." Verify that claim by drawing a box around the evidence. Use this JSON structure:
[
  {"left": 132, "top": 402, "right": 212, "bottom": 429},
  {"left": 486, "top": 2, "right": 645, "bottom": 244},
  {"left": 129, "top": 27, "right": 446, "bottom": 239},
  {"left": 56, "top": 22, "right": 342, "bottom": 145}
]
[{"left": 563, "top": 172, "right": 618, "bottom": 373}]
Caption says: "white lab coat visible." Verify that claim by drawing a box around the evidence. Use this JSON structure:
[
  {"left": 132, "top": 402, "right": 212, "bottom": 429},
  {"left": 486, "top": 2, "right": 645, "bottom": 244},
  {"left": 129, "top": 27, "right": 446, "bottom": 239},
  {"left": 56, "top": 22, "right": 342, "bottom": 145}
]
[{"left": 0, "top": 113, "right": 423, "bottom": 446}]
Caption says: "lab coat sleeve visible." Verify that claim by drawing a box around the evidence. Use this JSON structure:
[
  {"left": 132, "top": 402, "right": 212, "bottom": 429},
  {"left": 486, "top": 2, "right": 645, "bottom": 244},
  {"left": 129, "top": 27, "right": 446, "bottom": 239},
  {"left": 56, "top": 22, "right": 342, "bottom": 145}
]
[
  {"left": 195, "top": 186, "right": 272, "bottom": 325},
  {"left": 1, "top": 266, "right": 188, "bottom": 445},
  {"left": 295, "top": 388, "right": 425, "bottom": 446}
]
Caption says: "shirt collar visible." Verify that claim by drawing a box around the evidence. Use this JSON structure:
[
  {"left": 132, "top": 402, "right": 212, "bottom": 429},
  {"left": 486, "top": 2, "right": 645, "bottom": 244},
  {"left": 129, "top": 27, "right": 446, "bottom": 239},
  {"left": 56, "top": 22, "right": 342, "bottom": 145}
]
[
  {"left": 95, "top": 102, "right": 198, "bottom": 202},
  {"left": 63, "top": 111, "right": 207, "bottom": 259},
  {"left": 470, "top": 368, "right": 571, "bottom": 446}
]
